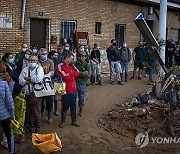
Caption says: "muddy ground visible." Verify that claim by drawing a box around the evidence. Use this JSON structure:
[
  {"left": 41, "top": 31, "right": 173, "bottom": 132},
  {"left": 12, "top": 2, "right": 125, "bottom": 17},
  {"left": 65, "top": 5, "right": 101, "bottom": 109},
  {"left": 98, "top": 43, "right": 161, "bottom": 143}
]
[{"left": 1, "top": 75, "right": 180, "bottom": 154}]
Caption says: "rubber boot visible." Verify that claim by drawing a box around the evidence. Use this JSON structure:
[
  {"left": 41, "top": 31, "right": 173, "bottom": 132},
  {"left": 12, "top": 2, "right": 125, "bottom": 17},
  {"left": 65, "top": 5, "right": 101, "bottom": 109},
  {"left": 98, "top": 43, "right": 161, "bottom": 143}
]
[
  {"left": 71, "top": 111, "right": 80, "bottom": 127},
  {"left": 97, "top": 74, "right": 103, "bottom": 85},
  {"left": 59, "top": 112, "right": 66, "bottom": 128},
  {"left": 79, "top": 107, "right": 83, "bottom": 116},
  {"left": 120, "top": 73, "right": 123, "bottom": 83},
  {"left": 41, "top": 112, "right": 43, "bottom": 121},
  {"left": 35, "top": 116, "right": 41, "bottom": 134},
  {"left": 90, "top": 75, "right": 95, "bottom": 85},
  {"left": 54, "top": 100, "right": 60, "bottom": 116},
  {"left": 125, "top": 74, "right": 128, "bottom": 82},
  {"left": 47, "top": 112, "right": 53, "bottom": 124}
]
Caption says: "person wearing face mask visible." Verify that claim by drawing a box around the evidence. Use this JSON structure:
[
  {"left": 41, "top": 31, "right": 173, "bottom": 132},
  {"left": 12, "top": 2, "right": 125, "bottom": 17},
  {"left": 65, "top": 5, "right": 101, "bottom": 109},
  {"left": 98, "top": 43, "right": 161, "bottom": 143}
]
[
  {"left": 39, "top": 48, "right": 54, "bottom": 124},
  {"left": 106, "top": 39, "right": 123, "bottom": 85},
  {"left": 76, "top": 45, "right": 85, "bottom": 61},
  {"left": 32, "top": 47, "right": 38, "bottom": 55},
  {"left": 19, "top": 55, "right": 44, "bottom": 133},
  {"left": 16, "top": 49, "right": 32, "bottom": 77},
  {"left": 90, "top": 43, "right": 102, "bottom": 85},
  {"left": 14, "top": 44, "right": 28, "bottom": 65},
  {"left": 119, "top": 41, "right": 131, "bottom": 82},
  {"left": 57, "top": 45, "right": 65, "bottom": 64},
  {"left": 130, "top": 41, "right": 147, "bottom": 80},
  {"left": 50, "top": 50, "right": 62, "bottom": 116},
  {"left": 56, "top": 51, "right": 80, "bottom": 128},
  {"left": 2, "top": 53, "right": 21, "bottom": 98},
  {"left": 64, "top": 43, "right": 70, "bottom": 52}
]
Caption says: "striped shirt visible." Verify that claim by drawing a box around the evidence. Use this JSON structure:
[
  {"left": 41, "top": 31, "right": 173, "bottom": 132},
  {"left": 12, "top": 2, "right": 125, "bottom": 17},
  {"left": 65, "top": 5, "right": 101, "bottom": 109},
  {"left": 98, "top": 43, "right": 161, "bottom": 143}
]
[{"left": 0, "top": 77, "right": 15, "bottom": 121}]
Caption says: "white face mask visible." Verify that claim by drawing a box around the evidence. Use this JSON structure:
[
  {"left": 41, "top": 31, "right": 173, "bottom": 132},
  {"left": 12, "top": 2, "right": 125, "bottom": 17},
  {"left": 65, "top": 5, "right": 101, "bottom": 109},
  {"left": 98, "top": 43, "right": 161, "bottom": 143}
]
[
  {"left": 65, "top": 47, "right": 69, "bottom": 50},
  {"left": 124, "top": 44, "right": 127, "bottom": 47},
  {"left": 22, "top": 48, "right": 27, "bottom": 52}
]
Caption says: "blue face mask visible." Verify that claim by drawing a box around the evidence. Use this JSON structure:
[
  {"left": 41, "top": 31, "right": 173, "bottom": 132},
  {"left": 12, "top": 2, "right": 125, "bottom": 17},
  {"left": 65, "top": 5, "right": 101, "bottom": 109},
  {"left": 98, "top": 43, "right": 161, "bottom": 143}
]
[
  {"left": 41, "top": 55, "right": 47, "bottom": 61},
  {"left": 25, "top": 54, "right": 30, "bottom": 60},
  {"left": 33, "top": 49, "right": 38, "bottom": 54},
  {"left": 29, "top": 62, "right": 36, "bottom": 68},
  {"left": 9, "top": 58, "right": 14, "bottom": 64}
]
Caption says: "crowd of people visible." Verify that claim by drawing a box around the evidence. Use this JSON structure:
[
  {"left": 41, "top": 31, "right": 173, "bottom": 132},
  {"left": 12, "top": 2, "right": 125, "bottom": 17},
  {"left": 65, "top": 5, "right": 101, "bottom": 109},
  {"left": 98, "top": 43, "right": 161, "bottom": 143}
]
[{"left": 0, "top": 38, "right": 179, "bottom": 153}]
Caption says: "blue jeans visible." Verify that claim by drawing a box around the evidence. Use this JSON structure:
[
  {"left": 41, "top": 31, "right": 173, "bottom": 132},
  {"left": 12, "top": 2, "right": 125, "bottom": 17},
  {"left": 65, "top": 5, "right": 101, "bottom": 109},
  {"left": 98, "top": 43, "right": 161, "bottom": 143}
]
[
  {"left": 62, "top": 93, "right": 77, "bottom": 113},
  {"left": 148, "top": 60, "right": 156, "bottom": 78},
  {"left": 121, "top": 62, "right": 129, "bottom": 74},
  {"left": 77, "top": 84, "right": 86, "bottom": 107},
  {"left": 110, "top": 61, "right": 122, "bottom": 82}
]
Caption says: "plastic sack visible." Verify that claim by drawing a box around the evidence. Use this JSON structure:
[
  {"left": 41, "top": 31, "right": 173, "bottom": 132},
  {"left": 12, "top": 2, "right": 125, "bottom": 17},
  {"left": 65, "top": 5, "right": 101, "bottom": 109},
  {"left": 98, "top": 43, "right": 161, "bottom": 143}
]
[
  {"left": 14, "top": 93, "right": 26, "bottom": 134},
  {"left": 32, "top": 133, "right": 62, "bottom": 154},
  {"left": 54, "top": 82, "right": 66, "bottom": 95}
]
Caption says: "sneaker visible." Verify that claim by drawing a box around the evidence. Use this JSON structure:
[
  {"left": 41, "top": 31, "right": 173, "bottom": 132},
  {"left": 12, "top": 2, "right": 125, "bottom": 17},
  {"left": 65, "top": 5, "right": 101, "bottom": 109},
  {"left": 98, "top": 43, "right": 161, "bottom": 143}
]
[
  {"left": 144, "top": 74, "right": 148, "bottom": 77},
  {"left": 138, "top": 76, "right": 141, "bottom": 80},
  {"left": 110, "top": 81, "right": 114, "bottom": 85},
  {"left": 1, "top": 140, "right": 8, "bottom": 149},
  {"left": 130, "top": 76, "right": 135, "bottom": 80},
  {"left": 118, "top": 81, "right": 123, "bottom": 85}
]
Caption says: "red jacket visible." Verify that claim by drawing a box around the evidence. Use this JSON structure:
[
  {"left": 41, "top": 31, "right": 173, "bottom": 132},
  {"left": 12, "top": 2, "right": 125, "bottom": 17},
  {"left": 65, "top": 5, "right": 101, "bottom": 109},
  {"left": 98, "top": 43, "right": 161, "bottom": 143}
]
[{"left": 56, "top": 61, "right": 80, "bottom": 94}]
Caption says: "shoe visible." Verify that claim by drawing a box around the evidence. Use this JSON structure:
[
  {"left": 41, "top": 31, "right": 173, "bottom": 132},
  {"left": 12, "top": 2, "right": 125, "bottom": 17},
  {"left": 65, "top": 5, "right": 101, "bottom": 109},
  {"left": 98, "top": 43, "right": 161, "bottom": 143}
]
[
  {"left": 138, "top": 76, "right": 141, "bottom": 80},
  {"left": 54, "top": 111, "right": 60, "bottom": 116},
  {"left": 59, "top": 112, "right": 66, "bottom": 128},
  {"left": 110, "top": 81, "right": 114, "bottom": 85},
  {"left": 35, "top": 128, "right": 40, "bottom": 134},
  {"left": 125, "top": 74, "right": 128, "bottom": 82},
  {"left": 99, "top": 83, "right": 103, "bottom": 86},
  {"left": 1, "top": 140, "right": 8, "bottom": 149},
  {"left": 130, "top": 76, "right": 135, "bottom": 80},
  {"left": 47, "top": 112, "right": 53, "bottom": 124},
  {"left": 71, "top": 111, "right": 80, "bottom": 127},
  {"left": 79, "top": 107, "right": 83, "bottom": 116},
  {"left": 118, "top": 81, "right": 123, "bottom": 85}
]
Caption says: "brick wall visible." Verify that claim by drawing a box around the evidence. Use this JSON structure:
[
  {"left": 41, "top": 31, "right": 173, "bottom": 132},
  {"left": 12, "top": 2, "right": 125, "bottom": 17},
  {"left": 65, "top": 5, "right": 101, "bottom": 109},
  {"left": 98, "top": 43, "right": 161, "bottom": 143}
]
[{"left": 0, "top": 0, "right": 179, "bottom": 54}]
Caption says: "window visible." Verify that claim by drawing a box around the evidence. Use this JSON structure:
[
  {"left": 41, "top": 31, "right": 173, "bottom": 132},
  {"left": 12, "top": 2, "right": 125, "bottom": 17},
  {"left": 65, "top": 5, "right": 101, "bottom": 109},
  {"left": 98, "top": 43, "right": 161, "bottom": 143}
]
[
  {"left": 60, "top": 20, "right": 76, "bottom": 47},
  {"left": 115, "top": 24, "right": 126, "bottom": 48},
  {"left": 95, "top": 22, "right": 101, "bottom": 34},
  {"left": 0, "top": 13, "right": 12, "bottom": 28}
]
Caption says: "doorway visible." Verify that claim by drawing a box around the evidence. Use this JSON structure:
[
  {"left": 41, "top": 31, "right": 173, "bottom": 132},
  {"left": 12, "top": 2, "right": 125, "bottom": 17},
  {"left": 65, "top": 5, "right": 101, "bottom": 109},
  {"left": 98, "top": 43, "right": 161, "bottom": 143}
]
[{"left": 30, "top": 19, "right": 50, "bottom": 50}]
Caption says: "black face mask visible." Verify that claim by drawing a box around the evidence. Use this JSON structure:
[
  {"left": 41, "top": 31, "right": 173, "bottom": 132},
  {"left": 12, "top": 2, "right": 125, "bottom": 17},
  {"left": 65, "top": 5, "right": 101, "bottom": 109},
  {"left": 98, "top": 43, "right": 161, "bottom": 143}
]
[{"left": 112, "top": 43, "right": 116, "bottom": 46}]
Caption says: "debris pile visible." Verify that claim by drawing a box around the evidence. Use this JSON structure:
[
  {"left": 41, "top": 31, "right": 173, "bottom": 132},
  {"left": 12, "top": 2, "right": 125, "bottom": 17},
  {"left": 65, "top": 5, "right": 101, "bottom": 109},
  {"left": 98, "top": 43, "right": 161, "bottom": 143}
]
[{"left": 98, "top": 70, "right": 180, "bottom": 138}]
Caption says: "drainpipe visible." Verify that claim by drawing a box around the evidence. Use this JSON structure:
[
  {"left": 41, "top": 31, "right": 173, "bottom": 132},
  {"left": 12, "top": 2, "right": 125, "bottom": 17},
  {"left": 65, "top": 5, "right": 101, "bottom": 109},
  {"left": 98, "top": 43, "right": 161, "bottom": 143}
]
[
  {"left": 21, "top": 0, "right": 26, "bottom": 29},
  {"left": 155, "top": 0, "right": 167, "bottom": 96}
]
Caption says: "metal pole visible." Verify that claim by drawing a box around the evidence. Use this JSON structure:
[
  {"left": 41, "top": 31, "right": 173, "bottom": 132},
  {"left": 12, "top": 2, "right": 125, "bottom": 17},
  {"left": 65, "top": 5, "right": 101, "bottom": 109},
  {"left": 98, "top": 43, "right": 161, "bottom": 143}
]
[
  {"left": 21, "top": 0, "right": 26, "bottom": 29},
  {"left": 156, "top": 0, "right": 167, "bottom": 96},
  {"left": 158, "top": 0, "right": 167, "bottom": 64}
]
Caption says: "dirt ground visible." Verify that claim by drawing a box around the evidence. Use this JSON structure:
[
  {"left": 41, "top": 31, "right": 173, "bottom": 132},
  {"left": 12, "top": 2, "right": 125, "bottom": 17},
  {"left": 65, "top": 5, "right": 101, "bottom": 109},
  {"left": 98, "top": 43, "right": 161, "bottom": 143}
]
[{"left": 1, "top": 74, "right": 180, "bottom": 154}]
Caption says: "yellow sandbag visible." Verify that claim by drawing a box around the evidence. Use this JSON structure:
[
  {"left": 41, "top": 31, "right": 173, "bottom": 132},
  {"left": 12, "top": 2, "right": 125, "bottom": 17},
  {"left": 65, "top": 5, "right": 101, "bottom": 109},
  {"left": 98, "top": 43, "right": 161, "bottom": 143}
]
[{"left": 32, "top": 133, "right": 62, "bottom": 154}]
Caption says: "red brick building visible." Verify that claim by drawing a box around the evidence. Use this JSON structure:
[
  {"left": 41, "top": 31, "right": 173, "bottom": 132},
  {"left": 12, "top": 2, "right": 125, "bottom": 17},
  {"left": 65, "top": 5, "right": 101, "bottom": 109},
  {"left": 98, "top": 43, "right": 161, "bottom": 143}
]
[{"left": 0, "top": 0, "right": 180, "bottom": 53}]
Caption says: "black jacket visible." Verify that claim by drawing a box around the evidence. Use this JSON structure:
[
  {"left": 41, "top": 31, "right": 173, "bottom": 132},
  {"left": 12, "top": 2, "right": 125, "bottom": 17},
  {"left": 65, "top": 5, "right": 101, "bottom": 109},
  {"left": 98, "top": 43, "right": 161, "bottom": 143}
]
[
  {"left": 91, "top": 49, "right": 101, "bottom": 63},
  {"left": 106, "top": 45, "right": 120, "bottom": 62}
]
